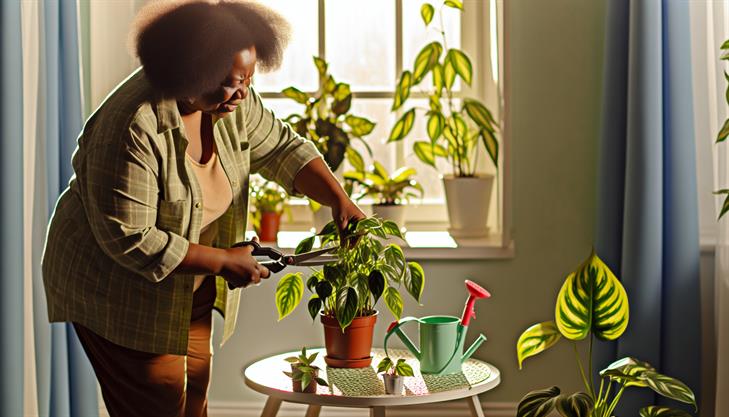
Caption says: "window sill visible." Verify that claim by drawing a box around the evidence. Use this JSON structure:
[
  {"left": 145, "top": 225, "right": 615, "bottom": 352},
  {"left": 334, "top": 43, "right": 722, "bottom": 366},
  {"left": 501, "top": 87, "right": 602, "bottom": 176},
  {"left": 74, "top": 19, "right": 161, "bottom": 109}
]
[{"left": 244, "top": 230, "right": 515, "bottom": 261}]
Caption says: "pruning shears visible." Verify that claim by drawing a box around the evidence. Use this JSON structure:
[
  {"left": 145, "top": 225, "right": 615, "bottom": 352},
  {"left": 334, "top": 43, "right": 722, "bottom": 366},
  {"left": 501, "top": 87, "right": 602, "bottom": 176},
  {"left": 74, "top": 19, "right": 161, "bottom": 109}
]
[{"left": 231, "top": 240, "right": 339, "bottom": 274}]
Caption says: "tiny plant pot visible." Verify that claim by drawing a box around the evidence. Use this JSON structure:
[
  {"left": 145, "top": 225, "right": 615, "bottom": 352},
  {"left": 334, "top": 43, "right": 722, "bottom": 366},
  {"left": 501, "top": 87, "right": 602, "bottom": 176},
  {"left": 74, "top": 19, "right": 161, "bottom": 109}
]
[
  {"left": 257, "top": 212, "right": 281, "bottom": 242},
  {"left": 291, "top": 364, "right": 319, "bottom": 394},
  {"left": 382, "top": 374, "right": 405, "bottom": 395},
  {"left": 321, "top": 312, "right": 377, "bottom": 368}
]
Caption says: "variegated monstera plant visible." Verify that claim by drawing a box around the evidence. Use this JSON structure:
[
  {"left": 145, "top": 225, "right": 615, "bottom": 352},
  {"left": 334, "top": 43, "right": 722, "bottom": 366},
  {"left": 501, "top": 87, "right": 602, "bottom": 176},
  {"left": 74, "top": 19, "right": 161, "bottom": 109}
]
[{"left": 515, "top": 251, "right": 697, "bottom": 417}]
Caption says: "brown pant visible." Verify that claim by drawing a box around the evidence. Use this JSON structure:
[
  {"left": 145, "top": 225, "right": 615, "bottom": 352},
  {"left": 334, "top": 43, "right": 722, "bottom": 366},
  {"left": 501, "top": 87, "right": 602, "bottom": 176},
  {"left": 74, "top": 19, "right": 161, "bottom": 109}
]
[{"left": 74, "top": 278, "right": 216, "bottom": 417}]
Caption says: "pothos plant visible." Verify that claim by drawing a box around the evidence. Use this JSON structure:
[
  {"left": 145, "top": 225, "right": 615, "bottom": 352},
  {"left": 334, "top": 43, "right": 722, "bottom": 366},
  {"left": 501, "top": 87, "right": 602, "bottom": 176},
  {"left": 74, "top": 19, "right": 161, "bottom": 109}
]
[
  {"left": 387, "top": 0, "right": 499, "bottom": 177},
  {"left": 714, "top": 39, "right": 729, "bottom": 218},
  {"left": 249, "top": 177, "right": 290, "bottom": 228},
  {"left": 282, "top": 56, "right": 376, "bottom": 174},
  {"left": 274, "top": 217, "right": 425, "bottom": 331},
  {"left": 515, "top": 251, "right": 697, "bottom": 417},
  {"left": 344, "top": 162, "right": 424, "bottom": 205}
]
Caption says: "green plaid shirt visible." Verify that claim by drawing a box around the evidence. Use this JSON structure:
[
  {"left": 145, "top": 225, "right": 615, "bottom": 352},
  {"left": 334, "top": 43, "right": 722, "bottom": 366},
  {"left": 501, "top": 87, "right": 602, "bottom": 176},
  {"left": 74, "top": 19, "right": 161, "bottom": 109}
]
[{"left": 42, "top": 68, "right": 321, "bottom": 355}]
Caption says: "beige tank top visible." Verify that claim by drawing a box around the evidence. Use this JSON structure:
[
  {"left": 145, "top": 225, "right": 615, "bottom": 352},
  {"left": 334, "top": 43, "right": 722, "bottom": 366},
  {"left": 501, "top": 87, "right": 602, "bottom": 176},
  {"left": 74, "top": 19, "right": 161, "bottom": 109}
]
[{"left": 187, "top": 150, "right": 233, "bottom": 291}]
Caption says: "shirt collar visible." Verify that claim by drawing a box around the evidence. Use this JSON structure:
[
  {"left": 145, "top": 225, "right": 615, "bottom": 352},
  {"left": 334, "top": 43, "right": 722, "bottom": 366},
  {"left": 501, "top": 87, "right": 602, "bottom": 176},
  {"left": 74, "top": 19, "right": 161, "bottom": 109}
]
[{"left": 155, "top": 98, "right": 181, "bottom": 134}]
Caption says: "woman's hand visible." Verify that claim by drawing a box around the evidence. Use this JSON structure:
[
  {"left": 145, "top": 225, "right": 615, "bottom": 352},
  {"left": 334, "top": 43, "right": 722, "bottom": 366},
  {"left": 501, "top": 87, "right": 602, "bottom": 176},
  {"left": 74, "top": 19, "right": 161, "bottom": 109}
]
[
  {"left": 221, "top": 238, "right": 271, "bottom": 289},
  {"left": 332, "top": 196, "right": 366, "bottom": 243}
]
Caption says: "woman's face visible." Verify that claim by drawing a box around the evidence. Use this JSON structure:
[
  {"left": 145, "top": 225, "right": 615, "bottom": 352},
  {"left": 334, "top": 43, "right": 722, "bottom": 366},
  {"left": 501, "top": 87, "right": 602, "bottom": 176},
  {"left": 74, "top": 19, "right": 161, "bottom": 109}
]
[{"left": 186, "top": 47, "right": 257, "bottom": 116}]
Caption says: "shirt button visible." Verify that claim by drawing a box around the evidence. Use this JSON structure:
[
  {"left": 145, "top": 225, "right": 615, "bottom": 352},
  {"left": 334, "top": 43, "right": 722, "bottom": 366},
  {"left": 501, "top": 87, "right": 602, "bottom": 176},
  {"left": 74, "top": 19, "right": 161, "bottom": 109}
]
[
  {"left": 195, "top": 202, "right": 201, "bottom": 209},
  {"left": 231, "top": 180, "right": 238, "bottom": 186}
]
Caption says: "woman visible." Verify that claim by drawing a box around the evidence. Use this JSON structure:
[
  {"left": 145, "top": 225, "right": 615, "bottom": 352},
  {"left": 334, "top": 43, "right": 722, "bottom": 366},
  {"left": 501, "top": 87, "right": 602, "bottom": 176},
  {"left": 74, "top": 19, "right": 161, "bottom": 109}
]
[{"left": 41, "top": 1, "right": 365, "bottom": 416}]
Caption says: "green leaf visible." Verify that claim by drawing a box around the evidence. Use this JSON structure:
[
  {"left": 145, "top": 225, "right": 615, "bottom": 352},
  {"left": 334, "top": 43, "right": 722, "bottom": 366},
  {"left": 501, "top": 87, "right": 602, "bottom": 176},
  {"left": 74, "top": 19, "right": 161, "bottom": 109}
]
[
  {"left": 432, "top": 63, "right": 444, "bottom": 92},
  {"left": 390, "top": 167, "right": 417, "bottom": 184},
  {"left": 427, "top": 112, "right": 446, "bottom": 143},
  {"left": 335, "top": 287, "right": 358, "bottom": 330},
  {"left": 388, "top": 108, "right": 416, "bottom": 142},
  {"left": 481, "top": 128, "right": 499, "bottom": 167},
  {"left": 413, "top": 42, "right": 443, "bottom": 84},
  {"left": 395, "top": 361, "right": 415, "bottom": 376},
  {"left": 393, "top": 71, "right": 413, "bottom": 111},
  {"left": 555, "top": 251, "right": 629, "bottom": 341},
  {"left": 282, "top": 87, "right": 309, "bottom": 104},
  {"left": 516, "top": 321, "right": 562, "bottom": 369},
  {"left": 639, "top": 406, "right": 693, "bottom": 417},
  {"left": 421, "top": 3, "right": 435, "bottom": 25},
  {"left": 414, "top": 141, "right": 436, "bottom": 167},
  {"left": 516, "top": 386, "right": 560, "bottom": 417},
  {"left": 384, "top": 287, "right": 403, "bottom": 319},
  {"left": 377, "top": 357, "right": 394, "bottom": 373},
  {"left": 314, "top": 377, "right": 329, "bottom": 387},
  {"left": 345, "top": 115, "right": 376, "bottom": 137},
  {"left": 332, "top": 95, "right": 352, "bottom": 115},
  {"left": 405, "top": 262, "right": 425, "bottom": 302},
  {"left": 555, "top": 392, "right": 593, "bottom": 417},
  {"left": 346, "top": 147, "right": 365, "bottom": 172},
  {"left": 295, "top": 235, "right": 316, "bottom": 255},
  {"left": 722, "top": 39, "right": 729, "bottom": 49},
  {"left": 446, "top": 49, "right": 472, "bottom": 85},
  {"left": 373, "top": 161, "right": 389, "bottom": 179},
  {"left": 720, "top": 194, "right": 729, "bottom": 219},
  {"left": 463, "top": 99, "right": 497, "bottom": 131},
  {"left": 717, "top": 118, "right": 729, "bottom": 143},
  {"left": 275, "top": 273, "right": 304, "bottom": 320},
  {"left": 355, "top": 216, "right": 381, "bottom": 233},
  {"left": 382, "top": 220, "right": 406, "bottom": 240},
  {"left": 383, "top": 244, "right": 407, "bottom": 280},
  {"left": 313, "top": 56, "right": 328, "bottom": 79},
  {"left": 333, "top": 82, "right": 351, "bottom": 101},
  {"left": 306, "top": 275, "right": 318, "bottom": 292},
  {"left": 443, "top": 54, "right": 456, "bottom": 90},
  {"left": 284, "top": 356, "right": 299, "bottom": 363},
  {"left": 307, "top": 297, "right": 322, "bottom": 321},
  {"left": 315, "top": 280, "right": 333, "bottom": 299},
  {"left": 444, "top": 0, "right": 463, "bottom": 10},
  {"left": 600, "top": 357, "right": 655, "bottom": 387},
  {"left": 368, "top": 270, "right": 385, "bottom": 304},
  {"left": 317, "top": 221, "right": 338, "bottom": 236},
  {"left": 301, "top": 372, "right": 313, "bottom": 390},
  {"left": 641, "top": 371, "right": 697, "bottom": 409}
]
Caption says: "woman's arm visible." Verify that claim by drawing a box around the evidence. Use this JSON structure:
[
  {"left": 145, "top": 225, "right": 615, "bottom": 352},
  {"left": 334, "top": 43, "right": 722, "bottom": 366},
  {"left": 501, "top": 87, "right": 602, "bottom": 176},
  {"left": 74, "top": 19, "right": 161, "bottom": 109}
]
[{"left": 175, "top": 240, "right": 270, "bottom": 288}]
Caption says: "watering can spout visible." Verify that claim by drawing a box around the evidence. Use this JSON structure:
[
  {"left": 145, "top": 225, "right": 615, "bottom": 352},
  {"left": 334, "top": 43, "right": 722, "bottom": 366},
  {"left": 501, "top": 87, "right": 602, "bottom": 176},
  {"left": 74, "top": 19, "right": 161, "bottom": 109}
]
[{"left": 462, "top": 333, "right": 487, "bottom": 363}]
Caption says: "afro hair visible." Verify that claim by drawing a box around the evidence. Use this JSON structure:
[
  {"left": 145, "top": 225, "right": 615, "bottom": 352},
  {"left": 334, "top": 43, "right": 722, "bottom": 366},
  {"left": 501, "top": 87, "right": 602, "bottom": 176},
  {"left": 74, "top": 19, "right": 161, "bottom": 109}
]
[{"left": 130, "top": 0, "right": 290, "bottom": 98}]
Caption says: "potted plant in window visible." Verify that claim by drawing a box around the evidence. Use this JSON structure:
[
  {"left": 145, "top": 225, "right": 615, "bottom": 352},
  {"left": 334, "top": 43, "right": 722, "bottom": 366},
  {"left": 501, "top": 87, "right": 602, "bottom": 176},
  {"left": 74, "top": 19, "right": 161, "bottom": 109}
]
[
  {"left": 387, "top": 0, "right": 499, "bottom": 238},
  {"left": 275, "top": 217, "right": 425, "bottom": 368},
  {"left": 344, "top": 162, "right": 423, "bottom": 226},
  {"left": 250, "top": 177, "right": 289, "bottom": 242},
  {"left": 376, "top": 355, "right": 415, "bottom": 395},
  {"left": 283, "top": 347, "right": 328, "bottom": 393},
  {"left": 281, "top": 56, "right": 377, "bottom": 232},
  {"left": 515, "top": 251, "right": 697, "bottom": 417}
]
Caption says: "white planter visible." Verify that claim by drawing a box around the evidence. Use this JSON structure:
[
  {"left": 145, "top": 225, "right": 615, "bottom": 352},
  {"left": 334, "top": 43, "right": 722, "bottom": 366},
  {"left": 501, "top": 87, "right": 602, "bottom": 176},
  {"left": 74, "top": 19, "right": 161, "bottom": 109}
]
[
  {"left": 372, "top": 204, "right": 406, "bottom": 227},
  {"left": 443, "top": 175, "right": 494, "bottom": 238}
]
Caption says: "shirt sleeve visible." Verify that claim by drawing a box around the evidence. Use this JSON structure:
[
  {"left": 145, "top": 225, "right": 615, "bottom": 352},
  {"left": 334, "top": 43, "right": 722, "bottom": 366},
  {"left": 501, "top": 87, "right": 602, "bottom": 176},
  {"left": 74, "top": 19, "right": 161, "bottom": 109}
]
[
  {"left": 81, "top": 125, "right": 189, "bottom": 283},
  {"left": 243, "top": 87, "right": 322, "bottom": 195}
]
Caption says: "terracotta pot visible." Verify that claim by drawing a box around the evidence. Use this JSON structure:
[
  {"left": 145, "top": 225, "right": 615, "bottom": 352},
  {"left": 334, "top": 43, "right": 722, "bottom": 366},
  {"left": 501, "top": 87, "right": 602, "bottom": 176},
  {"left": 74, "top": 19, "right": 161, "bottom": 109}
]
[
  {"left": 321, "top": 312, "right": 378, "bottom": 368},
  {"left": 257, "top": 212, "right": 281, "bottom": 242},
  {"left": 291, "top": 364, "right": 319, "bottom": 393}
]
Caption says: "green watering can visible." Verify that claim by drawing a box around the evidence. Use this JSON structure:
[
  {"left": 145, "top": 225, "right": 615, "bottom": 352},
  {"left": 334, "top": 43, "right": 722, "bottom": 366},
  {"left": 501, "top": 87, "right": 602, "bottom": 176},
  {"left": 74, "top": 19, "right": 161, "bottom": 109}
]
[{"left": 383, "top": 280, "right": 491, "bottom": 375}]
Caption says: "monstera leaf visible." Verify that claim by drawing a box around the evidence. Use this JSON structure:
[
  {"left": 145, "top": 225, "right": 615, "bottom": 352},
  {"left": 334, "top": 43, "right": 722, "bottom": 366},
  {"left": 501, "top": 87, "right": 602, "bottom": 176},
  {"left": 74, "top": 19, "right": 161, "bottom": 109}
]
[
  {"left": 516, "top": 321, "right": 562, "bottom": 369},
  {"left": 555, "top": 251, "right": 629, "bottom": 341}
]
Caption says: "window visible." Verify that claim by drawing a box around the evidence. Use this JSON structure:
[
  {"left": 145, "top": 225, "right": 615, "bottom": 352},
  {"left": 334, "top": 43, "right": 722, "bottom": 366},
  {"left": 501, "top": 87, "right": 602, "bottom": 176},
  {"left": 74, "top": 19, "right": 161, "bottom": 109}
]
[{"left": 253, "top": 0, "right": 508, "bottom": 246}]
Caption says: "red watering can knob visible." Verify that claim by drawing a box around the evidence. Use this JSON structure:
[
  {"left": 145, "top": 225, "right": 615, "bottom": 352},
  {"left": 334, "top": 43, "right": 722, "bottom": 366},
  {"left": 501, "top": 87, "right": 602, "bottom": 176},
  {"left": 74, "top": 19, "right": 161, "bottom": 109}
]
[{"left": 387, "top": 321, "right": 399, "bottom": 333}]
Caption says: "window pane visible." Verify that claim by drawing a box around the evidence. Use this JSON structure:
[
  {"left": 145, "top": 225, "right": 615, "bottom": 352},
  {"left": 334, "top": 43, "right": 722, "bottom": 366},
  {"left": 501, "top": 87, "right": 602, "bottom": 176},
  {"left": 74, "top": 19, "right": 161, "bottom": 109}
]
[
  {"left": 402, "top": 0, "right": 461, "bottom": 90},
  {"left": 325, "top": 0, "right": 396, "bottom": 91},
  {"left": 343, "top": 99, "right": 397, "bottom": 174},
  {"left": 253, "top": 0, "right": 318, "bottom": 92},
  {"left": 258, "top": 98, "right": 308, "bottom": 127}
]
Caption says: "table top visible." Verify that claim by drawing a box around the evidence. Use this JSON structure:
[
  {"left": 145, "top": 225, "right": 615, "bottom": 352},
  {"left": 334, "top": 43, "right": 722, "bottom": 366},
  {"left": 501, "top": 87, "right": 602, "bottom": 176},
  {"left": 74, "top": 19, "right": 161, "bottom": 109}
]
[{"left": 242, "top": 348, "right": 501, "bottom": 408}]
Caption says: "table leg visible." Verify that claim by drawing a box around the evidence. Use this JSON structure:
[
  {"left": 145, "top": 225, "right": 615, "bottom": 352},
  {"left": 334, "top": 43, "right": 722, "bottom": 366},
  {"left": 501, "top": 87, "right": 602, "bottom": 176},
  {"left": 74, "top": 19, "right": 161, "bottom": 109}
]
[
  {"left": 260, "top": 396, "right": 282, "bottom": 417},
  {"left": 466, "top": 395, "right": 485, "bottom": 417},
  {"left": 369, "top": 406, "right": 386, "bottom": 417},
  {"left": 305, "top": 404, "right": 321, "bottom": 417}
]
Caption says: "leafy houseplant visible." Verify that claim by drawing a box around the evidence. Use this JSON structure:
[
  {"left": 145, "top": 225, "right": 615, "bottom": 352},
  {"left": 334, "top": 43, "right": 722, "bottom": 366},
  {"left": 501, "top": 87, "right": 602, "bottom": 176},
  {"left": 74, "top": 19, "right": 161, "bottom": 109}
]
[
  {"left": 387, "top": 0, "right": 500, "bottom": 237},
  {"left": 275, "top": 217, "right": 425, "bottom": 368},
  {"left": 377, "top": 356, "right": 415, "bottom": 395},
  {"left": 281, "top": 56, "right": 377, "bottom": 230},
  {"left": 344, "top": 162, "right": 424, "bottom": 226},
  {"left": 283, "top": 347, "right": 328, "bottom": 393},
  {"left": 250, "top": 177, "right": 289, "bottom": 242},
  {"left": 515, "top": 251, "right": 697, "bottom": 417},
  {"left": 714, "top": 40, "right": 729, "bottom": 218}
]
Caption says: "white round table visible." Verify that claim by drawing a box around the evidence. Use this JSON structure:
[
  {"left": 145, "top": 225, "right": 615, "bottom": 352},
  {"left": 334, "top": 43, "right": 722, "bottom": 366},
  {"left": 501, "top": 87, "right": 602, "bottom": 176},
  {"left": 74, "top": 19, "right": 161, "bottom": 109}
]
[{"left": 242, "top": 348, "right": 501, "bottom": 417}]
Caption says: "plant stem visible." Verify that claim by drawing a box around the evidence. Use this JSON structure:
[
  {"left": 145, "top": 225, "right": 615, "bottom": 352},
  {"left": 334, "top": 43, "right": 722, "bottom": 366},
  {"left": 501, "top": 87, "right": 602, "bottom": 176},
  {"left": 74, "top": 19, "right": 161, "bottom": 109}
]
[
  {"left": 572, "top": 342, "right": 593, "bottom": 400},
  {"left": 588, "top": 335, "right": 595, "bottom": 397},
  {"left": 604, "top": 385, "right": 625, "bottom": 417}
]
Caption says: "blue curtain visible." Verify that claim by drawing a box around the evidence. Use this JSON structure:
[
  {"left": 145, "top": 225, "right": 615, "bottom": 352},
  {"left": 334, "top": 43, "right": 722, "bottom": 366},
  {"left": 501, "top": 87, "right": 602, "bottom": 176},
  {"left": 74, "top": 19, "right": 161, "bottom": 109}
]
[
  {"left": 0, "top": 0, "right": 26, "bottom": 416},
  {"left": 34, "top": 1, "right": 99, "bottom": 416},
  {"left": 595, "top": 0, "right": 701, "bottom": 415}
]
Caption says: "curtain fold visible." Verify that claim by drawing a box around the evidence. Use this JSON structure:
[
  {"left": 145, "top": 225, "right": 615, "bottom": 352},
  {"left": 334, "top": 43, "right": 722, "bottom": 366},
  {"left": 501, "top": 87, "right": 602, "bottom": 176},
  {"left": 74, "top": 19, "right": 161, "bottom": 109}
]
[{"left": 595, "top": 0, "right": 701, "bottom": 415}]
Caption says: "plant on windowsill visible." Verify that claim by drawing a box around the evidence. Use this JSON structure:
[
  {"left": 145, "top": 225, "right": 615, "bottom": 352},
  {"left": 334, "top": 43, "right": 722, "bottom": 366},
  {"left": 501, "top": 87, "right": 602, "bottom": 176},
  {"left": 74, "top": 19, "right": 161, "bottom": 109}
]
[
  {"left": 283, "top": 347, "right": 328, "bottom": 394},
  {"left": 515, "top": 251, "right": 697, "bottom": 417},
  {"left": 376, "top": 356, "right": 415, "bottom": 395},
  {"left": 250, "top": 177, "right": 289, "bottom": 243},
  {"left": 281, "top": 56, "right": 377, "bottom": 232},
  {"left": 388, "top": 0, "right": 499, "bottom": 238},
  {"left": 344, "top": 162, "right": 424, "bottom": 227},
  {"left": 714, "top": 40, "right": 729, "bottom": 218},
  {"left": 274, "top": 217, "right": 425, "bottom": 368}
]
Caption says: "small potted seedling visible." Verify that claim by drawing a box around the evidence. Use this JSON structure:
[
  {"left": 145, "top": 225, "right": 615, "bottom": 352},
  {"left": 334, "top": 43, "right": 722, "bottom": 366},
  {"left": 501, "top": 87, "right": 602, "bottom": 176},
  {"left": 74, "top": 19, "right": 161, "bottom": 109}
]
[
  {"left": 283, "top": 347, "right": 328, "bottom": 394},
  {"left": 250, "top": 177, "right": 290, "bottom": 242},
  {"left": 377, "top": 356, "right": 414, "bottom": 395}
]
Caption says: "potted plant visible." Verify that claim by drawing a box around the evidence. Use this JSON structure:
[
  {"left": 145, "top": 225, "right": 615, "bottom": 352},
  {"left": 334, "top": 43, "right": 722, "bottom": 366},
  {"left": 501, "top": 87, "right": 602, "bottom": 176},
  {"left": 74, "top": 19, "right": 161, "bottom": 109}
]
[
  {"left": 387, "top": 0, "right": 499, "bottom": 238},
  {"left": 250, "top": 177, "right": 289, "bottom": 242},
  {"left": 515, "top": 251, "right": 698, "bottom": 417},
  {"left": 283, "top": 347, "right": 328, "bottom": 394},
  {"left": 275, "top": 217, "right": 425, "bottom": 368},
  {"left": 376, "top": 356, "right": 415, "bottom": 395},
  {"left": 344, "top": 162, "right": 424, "bottom": 226},
  {"left": 281, "top": 56, "right": 377, "bottom": 231}
]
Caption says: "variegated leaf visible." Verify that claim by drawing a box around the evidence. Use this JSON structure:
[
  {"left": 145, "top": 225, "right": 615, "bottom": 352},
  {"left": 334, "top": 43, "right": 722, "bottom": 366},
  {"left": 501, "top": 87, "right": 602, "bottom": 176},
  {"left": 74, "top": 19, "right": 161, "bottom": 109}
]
[
  {"left": 639, "top": 406, "right": 693, "bottom": 417},
  {"left": 599, "top": 356, "right": 655, "bottom": 387},
  {"left": 516, "top": 386, "right": 560, "bottom": 417},
  {"left": 555, "top": 392, "right": 593, "bottom": 417},
  {"left": 276, "top": 273, "right": 304, "bottom": 320},
  {"left": 642, "top": 371, "right": 697, "bottom": 410},
  {"left": 555, "top": 251, "right": 629, "bottom": 340},
  {"left": 516, "top": 321, "right": 562, "bottom": 369}
]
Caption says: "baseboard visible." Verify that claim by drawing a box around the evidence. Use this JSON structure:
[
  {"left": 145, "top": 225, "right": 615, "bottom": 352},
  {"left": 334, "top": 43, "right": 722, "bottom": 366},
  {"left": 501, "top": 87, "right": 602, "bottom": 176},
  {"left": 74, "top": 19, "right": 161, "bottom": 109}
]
[{"left": 208, "top": 400, "right": 518, "bottom": 417}]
